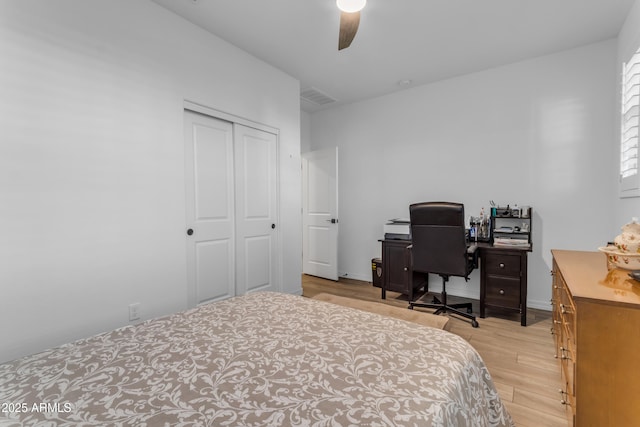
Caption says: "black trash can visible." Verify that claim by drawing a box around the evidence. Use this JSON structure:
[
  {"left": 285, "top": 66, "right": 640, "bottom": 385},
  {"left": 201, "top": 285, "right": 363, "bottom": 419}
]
[{"left": 371, "top": 258, "right": 383, "bottom": 288}]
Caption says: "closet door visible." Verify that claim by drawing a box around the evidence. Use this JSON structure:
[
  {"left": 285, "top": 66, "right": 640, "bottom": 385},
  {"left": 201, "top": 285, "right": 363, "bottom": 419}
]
[
  {"left": 184, "top": 110, "right": 279, "bottom": 307},
  {"left": 184, "top": 111, "right": 235, "bottom": 306},
  {"left": 234, "top": 124, "right": 278, "bottom": 295}
]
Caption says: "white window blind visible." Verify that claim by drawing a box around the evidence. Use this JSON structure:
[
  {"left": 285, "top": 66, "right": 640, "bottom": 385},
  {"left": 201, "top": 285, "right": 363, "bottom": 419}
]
[{"left": 621, "top": 47, "right": 640, "bottom": 195}]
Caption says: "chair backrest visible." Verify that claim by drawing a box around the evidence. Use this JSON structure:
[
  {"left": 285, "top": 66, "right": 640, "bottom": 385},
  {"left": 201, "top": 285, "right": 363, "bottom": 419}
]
[{"left": 410, "top": 201, "right": 469, "bottom": 277}]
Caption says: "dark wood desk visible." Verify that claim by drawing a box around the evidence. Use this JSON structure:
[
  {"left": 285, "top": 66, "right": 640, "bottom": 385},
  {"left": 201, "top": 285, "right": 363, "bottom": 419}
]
[
  {"left": 379, "top": 239, "right": 427, "bottom": 302},
  {"left": 379, "top": 239, "right": 529, "bottom": 326},
  {"left": 477, "top": 243, "right": 529, "bottom": 326}
]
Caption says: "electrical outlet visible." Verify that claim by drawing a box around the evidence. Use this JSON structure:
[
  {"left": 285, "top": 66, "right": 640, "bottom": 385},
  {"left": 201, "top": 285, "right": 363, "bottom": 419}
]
[{"left": 129, "top": 303, "right": 141, "bottom": 321}]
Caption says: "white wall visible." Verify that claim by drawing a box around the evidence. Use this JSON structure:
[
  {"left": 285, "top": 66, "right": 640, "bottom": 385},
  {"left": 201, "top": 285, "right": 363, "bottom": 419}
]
[
  {"left": 309, "top": 40, "right": 618, "bottom": 311},
  {"left": 616, "top": 0, "right": 640, "bottom": 224},
  {"left": 301, "top": 111, "right": 312, "bottom": 153},
  {"left": 0, "top": 0, "right": 301, "bottom": 363}
]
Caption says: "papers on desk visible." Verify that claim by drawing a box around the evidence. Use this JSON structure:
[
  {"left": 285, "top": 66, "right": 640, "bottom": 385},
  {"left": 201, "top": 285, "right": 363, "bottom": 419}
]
[
  {"left": 388, "top": 218, "right": 410, "bottom": 224},
  {"left": 494, "top": 226, "right": 514, "bottom": 233},
  {"left": 493, "top": 237, "right": 530, "bottom": 248}
]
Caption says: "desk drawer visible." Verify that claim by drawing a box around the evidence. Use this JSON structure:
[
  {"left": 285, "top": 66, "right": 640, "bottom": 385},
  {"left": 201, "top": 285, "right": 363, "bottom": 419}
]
[
  {"left": 484, "top": 254, "right": 521, "bottom": 277},
  {"left": 484, "top": 276, "right": 521, "bottom": 308}
]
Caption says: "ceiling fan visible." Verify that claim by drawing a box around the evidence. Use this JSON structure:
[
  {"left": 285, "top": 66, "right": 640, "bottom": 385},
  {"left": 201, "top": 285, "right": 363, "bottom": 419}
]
[{"left": 337, "top": 0, "right": 366, "bottom": 50}]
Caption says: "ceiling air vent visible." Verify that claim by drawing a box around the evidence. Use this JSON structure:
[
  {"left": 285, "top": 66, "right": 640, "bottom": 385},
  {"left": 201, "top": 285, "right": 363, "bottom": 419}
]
[{"left": 300, "top": 87, "right": 337, "bottom": 105}]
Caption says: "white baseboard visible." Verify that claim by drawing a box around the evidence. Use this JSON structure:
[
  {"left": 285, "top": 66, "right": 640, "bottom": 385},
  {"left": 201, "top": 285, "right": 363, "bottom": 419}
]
[
  {"left": 338, "top": 272, "right": 370, "bottom": 282},
  {"left": 527, "top": 299, "right": 552, "bottom": 311}
]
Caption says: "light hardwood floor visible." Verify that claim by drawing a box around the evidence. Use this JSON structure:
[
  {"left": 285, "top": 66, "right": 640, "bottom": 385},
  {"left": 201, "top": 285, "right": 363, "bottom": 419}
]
[{"left": 302, "top": 275, "right": 569, "bottom": 427}]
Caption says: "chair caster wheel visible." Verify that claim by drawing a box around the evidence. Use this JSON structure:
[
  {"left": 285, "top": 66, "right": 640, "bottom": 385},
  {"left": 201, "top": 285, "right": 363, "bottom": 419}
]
[
  {"left": 408, "top": 305, "right": 414, "bottom": 310},
  {"left": 467, "top": 308, "right": 473, "bottom": 314},
  {"left": 471, "top": 319, "right": 479, "bottom": 328}
]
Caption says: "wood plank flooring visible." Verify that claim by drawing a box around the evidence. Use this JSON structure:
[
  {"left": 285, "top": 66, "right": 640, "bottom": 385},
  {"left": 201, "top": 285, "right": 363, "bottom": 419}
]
[{"left": 302, "top": 275, "right": 569, "bottom": 427}]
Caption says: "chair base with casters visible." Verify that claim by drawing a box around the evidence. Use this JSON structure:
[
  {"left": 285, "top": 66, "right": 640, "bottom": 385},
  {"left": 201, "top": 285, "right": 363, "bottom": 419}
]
[{"left": 408, "top": 274, "right": 479, "bottom": 328}]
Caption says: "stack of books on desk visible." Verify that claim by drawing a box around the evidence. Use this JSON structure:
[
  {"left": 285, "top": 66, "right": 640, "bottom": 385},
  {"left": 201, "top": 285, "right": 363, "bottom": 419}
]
[{"left": 493, "top": 237, "right": 530, "bottom": 248}]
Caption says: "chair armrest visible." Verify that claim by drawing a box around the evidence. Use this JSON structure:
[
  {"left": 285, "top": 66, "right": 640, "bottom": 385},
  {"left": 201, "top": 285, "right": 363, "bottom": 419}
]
[{"left": 467, "top": 244, "right": 478, "bottom": 254}]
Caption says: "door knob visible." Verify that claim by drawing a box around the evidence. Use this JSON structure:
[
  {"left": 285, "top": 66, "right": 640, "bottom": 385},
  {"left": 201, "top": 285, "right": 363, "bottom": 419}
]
[
  {"left": 187, "top": 229, "right": 194, "bottom": 236},
  {"left": 271, "top": 224, "right": 276, "bottom": 229},
  {"left": 326, "top": 218, "right": 338, "bottom": 224}
]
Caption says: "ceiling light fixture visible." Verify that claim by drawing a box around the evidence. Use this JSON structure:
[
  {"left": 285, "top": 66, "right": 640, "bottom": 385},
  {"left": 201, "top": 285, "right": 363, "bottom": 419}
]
[{"left": 336, "top": 0, "right": 366, "bottom": 13}]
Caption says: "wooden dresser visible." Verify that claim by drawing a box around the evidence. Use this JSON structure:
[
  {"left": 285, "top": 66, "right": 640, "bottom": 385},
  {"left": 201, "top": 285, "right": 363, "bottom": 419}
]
[{"left": 551, "top": 250, "right": 640, "bottom": 426}]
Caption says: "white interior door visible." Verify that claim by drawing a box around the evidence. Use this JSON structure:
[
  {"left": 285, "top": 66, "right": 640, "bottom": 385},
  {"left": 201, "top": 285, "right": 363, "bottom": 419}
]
[
  {"left": 184, "top": 110, "right": 235, "bottom": 306},
  {"left": 234, "top": 124, "right": 279, "bottom": 294},
  {"left": 302, "top": 147, "right": 338, "bottom": 280}
]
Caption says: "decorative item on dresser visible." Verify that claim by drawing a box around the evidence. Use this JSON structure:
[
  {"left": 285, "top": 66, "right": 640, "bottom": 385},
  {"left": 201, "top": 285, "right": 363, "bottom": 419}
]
[{"left": 550, "top": 249, "right": 640, "bottom": 427}]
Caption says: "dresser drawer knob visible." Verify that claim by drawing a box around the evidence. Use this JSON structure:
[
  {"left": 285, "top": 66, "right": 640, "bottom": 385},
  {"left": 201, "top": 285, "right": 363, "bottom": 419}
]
[
  {"left": 499, "top": 263, "right": 505, "bottom": 268},
  {"left": 499, "top": 289, "right": 505, "bottom": 295},
  {"left": 559, "top": 389, "right": 568, "bottom": 405}
]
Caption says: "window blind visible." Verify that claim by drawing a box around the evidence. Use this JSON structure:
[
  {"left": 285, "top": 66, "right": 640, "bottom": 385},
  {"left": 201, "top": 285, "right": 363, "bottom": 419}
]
[{"left": 621, "top": 48, "right": 640, "bottom": 183}]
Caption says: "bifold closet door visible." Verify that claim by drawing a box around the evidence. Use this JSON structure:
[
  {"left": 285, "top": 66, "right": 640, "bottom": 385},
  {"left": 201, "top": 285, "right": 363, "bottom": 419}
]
[{"left": 184, "top": 111, "right": 279, "bottom": 307}]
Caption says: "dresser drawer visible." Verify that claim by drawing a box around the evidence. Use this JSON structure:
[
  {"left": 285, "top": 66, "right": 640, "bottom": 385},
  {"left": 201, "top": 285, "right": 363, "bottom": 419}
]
[
  {"left": 560, "top": 324, "right": 575, "bottom": 397},
  {"left": 484, "top": 276, "right": 521, "bottom": 309},
  {"left": 484, "top": 254, "right": 521, "bottom": 276},
  {"left": 559, "top": 285, "right": 576, "bottom": 344}
]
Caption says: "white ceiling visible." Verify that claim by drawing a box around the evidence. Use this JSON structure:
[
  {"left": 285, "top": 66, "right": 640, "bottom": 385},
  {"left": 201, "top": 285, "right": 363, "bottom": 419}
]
[{"left": 152, "top": 0, "right": 635, "bottom": 113}]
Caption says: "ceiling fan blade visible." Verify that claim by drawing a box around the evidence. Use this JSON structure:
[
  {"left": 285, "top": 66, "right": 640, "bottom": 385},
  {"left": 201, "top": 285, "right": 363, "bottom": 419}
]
[{"left": 338, "top": 11, "right": 360, "bottom": 50}]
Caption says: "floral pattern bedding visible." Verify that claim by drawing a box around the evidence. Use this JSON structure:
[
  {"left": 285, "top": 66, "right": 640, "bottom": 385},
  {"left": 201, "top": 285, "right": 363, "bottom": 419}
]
[{"left": 0, "top": 292, "right": 513, "bottom": 426}]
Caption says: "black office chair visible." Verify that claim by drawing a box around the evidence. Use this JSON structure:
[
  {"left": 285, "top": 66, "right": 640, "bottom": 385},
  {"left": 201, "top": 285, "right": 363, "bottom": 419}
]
[{"left": 407, "top": 202, "right": 479, "bottom": 328}]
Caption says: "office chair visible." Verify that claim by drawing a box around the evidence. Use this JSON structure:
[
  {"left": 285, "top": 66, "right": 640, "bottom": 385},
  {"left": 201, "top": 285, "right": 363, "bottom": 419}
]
[{"left": 407, "top": 202, "right": 479, "bottom": 328}]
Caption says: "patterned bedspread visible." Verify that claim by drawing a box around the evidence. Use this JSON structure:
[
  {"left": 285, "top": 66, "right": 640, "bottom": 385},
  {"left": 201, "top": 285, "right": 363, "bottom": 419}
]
[{"left": 0, "top": 292, "right": 513, "bottom": 426}]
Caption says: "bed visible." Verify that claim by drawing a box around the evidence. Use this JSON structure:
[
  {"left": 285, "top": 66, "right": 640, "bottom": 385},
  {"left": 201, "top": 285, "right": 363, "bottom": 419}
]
[{"left": 0, "top": 292, "right": 513, "bottom": 426}]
